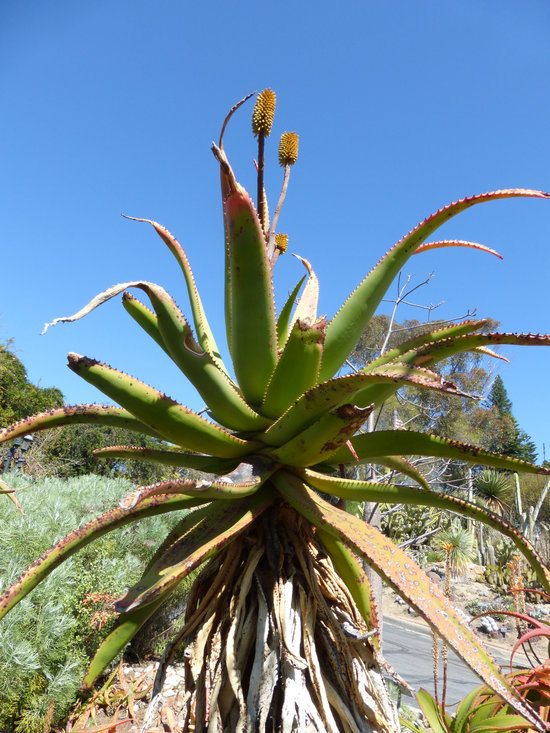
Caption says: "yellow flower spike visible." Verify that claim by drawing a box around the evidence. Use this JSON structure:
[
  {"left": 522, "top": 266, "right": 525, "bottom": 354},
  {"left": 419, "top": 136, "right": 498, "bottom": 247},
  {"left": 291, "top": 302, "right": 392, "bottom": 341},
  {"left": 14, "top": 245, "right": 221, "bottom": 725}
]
[
  {"left": 275, "top": 234, "right": 288, "bottom": 253},
  {"left": 252, "top": 89, "right": 276, "bottom": 137},
  {"left": 279, "top": 132, "right": 299, "bottom": 166}
]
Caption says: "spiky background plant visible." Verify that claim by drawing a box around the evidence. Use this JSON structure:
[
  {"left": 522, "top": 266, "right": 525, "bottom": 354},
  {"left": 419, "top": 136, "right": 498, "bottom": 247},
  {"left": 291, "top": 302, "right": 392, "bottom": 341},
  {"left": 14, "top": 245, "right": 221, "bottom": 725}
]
[{"left": 1, "top": 90, "right": 550, "bottom": 731}]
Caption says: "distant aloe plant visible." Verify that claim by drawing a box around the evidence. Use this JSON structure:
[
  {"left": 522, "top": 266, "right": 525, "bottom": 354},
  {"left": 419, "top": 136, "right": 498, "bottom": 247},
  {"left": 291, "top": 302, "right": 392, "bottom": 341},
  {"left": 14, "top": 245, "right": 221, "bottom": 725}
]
[
  {"left": 475, "top": 468, "right": 513, "bottom": 516},
  {"left": 437, "top": 525, "right": 476, "bottom": 580},
  {"left": 1, "top": 90, "right": 550, "bottom": 730}
]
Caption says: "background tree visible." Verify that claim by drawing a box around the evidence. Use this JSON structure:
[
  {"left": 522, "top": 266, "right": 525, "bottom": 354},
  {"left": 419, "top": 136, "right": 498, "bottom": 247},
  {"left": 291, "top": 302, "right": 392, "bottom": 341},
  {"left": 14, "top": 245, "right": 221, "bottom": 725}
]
[
  {"left": 0, "top": 342, "right": 167, "bottom": 483},
  {"left": 28, "top": 425, "right": 169, "bottom": 484},
  {"left": 486, "top": 375, "right": 538, "bottom": 463},
  {"left": 0, "top": 341, "right": 63, "bottom": 426}
]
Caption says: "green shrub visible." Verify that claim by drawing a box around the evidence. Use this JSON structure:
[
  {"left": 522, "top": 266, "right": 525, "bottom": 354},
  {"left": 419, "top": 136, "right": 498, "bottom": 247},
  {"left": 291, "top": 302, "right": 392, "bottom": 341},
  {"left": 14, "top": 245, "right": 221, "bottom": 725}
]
[{"left": 0, "top": 472, "right": 193, "bottom": 731}]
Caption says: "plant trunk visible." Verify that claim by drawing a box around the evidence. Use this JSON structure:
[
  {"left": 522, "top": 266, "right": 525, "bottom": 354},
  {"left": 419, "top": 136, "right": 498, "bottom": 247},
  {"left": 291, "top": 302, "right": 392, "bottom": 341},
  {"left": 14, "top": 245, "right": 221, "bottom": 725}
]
[{"left": 160, "top": 503, "right": 399, "bottom": 732}]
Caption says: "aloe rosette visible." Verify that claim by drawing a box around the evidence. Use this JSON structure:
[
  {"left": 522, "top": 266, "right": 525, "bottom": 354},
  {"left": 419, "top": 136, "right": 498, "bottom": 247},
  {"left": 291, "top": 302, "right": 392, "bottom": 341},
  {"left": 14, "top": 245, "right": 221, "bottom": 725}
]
[{"left": 2, "top": 90, "right": 550, "bottom": 730}]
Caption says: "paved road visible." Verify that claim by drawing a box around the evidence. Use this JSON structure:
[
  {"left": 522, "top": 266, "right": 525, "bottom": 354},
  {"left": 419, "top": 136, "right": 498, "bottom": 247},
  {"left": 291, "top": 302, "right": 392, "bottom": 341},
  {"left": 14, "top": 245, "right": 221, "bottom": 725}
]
[{"left": 384, "top": 617, "right": 514, "bottom": 704}]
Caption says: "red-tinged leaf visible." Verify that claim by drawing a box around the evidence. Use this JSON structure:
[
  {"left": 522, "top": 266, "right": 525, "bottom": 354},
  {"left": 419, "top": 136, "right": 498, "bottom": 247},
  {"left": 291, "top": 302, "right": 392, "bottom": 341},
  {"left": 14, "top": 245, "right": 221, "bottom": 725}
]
[
  {"left": 400, "top": 331, "right": 550, "bottom": 370},
  {"left": 0, "top": 404, "right": 165, "bottom": 444},
  {"left": 472, "top": 611, "right": 550, "bottom": 669},
  {"left": 345, "top": 439, "right": 359, "bottom": 462},
  {"left": 365, "top": 319, "right": 489, "bottom": 373},
  {"left": 415, "top": 239, "right": 502, "bottom": 259},
  {"left": 273, "top": 471, "right": 546, "bottom": 730},
  {"left": 121, "top": 215, "right": 223, "bottom": 364},
  {"left": 300, "top": 467, "right": 550, "bottom": 593},
  {"left": 472, "top": 345, "right": 509, "bottom": 362},
  {"left": 321, "top": 189, "right": 549, "bottom": 381}
]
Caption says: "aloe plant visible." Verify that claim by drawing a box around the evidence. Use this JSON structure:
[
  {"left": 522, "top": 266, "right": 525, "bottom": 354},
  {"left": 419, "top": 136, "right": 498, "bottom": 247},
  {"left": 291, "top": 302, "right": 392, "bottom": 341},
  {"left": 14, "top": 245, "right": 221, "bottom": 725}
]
[
  {"left": 1, "top": 89, "right": 550, "bottom": 730},
  {"left": 405, "top": 598, "right": 550, "bottom": 732}
]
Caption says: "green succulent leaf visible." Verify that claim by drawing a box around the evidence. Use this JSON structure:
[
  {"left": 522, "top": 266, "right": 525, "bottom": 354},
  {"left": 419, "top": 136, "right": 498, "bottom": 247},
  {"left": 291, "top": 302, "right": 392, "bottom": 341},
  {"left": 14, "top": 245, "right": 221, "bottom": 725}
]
[
  {"left": 400, "top": 331, "right": 550, "bottom": 369},
  {"left": 316, "top": 528, "right": 380, "bottom": 649},
  {"left": 414, "top": 689, "right": 450, "bottom": 733},
  {"left": 122, "top": 292, "right": 166, "bottom": 351},
  {"left": 358, "top": 331, "right": 550, "bottom": 411},
  {"left": 363, "top": 319, "right": 488, "bottom": 373},
  {"left": 131, "top": 283, "right": 269, "bottom": 431},
  {"left": 67, "top": 353, "right": 259, "bottom": 457},
  {"left": 453, "top": 686, "right": 485, "bottom": 732},
  {"left": 122, "top": 216, "right": 224, "bottom": 367},
  {"left": 469, "top": 713, "right": 535, "bottom": 733},
  {"left": 262, "top": 366, "right": 466, "bottom": 448},
  {"left": 261, "top": 317, "right": 326, "bottom": 419},
  {"left": 82, "top": 505, "right": 221, "bottom": 689},
  {"left": 350, "top": 362, "right": 470, "bottom": 408},
  {"left": 266, "top": 404, "right": 372, "bottom": 466},
  {"left": 300, "top": 468, "right": 550, "bottom": 592},
  {"left": 46, "top": 278, "right": 267, "bottom": 432},
  {"left": 468, "top": 700, "right": 508, "bottom": 729},
  {"left": 93, "top": 445, "right": 239, "bottom": 473},
  {"left": 328, "top": 429, "right": 550, "bottom": 475},
  {"left": 0, "top": 404, "right": 165, "bottom": 444},
  {"left": 82, "top": 590, "right": 172, "bottom": 690},
  {"left": 274, "top": 472, "right": 546, "bottom": 730},
  {"left": 276, "top": 275, "right": 306, "bottom": 348},
  {"left": 118, "top": 457, "right": 276, "bottom": 503},
  {"left": 359, "top": 455, "right": 431, "bottom": 490},
  {"left": 223, "top": 184, "right": 277, "bottom": 407},
  {"left": 320, "top": 189, "right": 550, "bottom": 381}
]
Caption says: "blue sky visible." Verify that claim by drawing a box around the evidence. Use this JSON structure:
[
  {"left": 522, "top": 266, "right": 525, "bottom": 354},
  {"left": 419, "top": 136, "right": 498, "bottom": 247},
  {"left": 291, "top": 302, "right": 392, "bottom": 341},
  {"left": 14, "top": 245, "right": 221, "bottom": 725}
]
[{"left": 2, "top": 1, "right": 549, "bottom": 458}]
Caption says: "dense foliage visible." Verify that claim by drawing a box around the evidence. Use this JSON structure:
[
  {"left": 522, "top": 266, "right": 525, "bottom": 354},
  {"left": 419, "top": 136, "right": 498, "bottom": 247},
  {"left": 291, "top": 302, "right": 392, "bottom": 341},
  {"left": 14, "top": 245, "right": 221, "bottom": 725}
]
[
  {"left": 0, "top": 342, "right": 168, "bottom": 483},
  {"left": 0, "top": 341, "right": 63, "bottom": 427},
  {"left": 0, "top": 473, "right": 194, "bottom": 732},
  {"left": 28, "top": 424, "right": 170, "bottom": 483}
]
